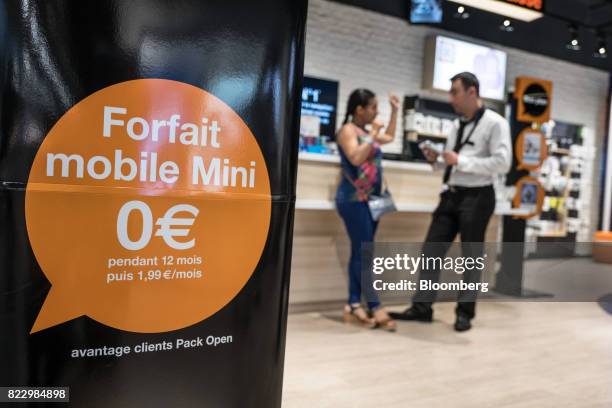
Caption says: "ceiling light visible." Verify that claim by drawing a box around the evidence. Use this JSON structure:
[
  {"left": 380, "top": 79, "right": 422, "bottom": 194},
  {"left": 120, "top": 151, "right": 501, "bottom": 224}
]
[
  {"left": 567, "top": 40, "right": 581, "bottom": 51},
  {"left": 566, "top": 25, "right": 581, "bottom": 51},
  {"left": 454, "top": 5, "right": 470, "bottom": 19},
  {"left": 448, "top": 0, "right": 543, "bottom": 22},
  {"left": 500, "top": 19, "right": 515, "bottom": 32},
  {"left": 594, "top": 33, "right": 608, "bottom": 58}
]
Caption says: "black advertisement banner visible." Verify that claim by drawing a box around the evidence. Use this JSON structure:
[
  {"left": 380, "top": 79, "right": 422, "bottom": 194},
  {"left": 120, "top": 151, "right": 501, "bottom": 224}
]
[{"left": 0, "top": 1, "right": 308, "bottom": 406}]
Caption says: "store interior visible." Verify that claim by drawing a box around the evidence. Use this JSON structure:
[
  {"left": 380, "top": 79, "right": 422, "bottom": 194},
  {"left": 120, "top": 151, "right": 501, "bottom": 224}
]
[
  {"left": 290, "top": 0, "right": 611, "bottom": 308},
  {"left": 283, "top": 1, "right": 612, "bottom": 406}
]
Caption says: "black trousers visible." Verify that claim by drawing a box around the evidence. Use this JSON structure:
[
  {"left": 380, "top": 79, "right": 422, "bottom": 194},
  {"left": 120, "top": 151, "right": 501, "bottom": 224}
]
[{"left": 412, "top": 185, "right": 496, "bottom": 319}]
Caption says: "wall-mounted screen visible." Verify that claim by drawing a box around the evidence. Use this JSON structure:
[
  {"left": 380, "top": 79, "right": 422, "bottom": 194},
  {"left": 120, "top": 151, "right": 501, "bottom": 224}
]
[
  {"left": 300, "top": 76, "right": 338, "bottom": 141},
  {"left": 424, "top": 35, "right": 508, "bottom": 101},
  {"left": 410, "top": 0, "right": 443, "bottom": 24}
]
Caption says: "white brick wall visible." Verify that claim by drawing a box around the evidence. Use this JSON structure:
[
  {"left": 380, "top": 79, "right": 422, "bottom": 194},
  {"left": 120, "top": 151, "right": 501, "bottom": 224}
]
[{"left": 305, "top": 0, "right": 610, "bottom": 236}]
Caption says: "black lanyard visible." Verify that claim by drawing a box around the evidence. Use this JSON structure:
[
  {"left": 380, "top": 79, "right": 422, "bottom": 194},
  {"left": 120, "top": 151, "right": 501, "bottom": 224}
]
[
  {"left": 443, "top": 107, "right": 486, "bottom": 184},
  {"left": 455, "top": 107, "right": 486, "bottom": 152}
]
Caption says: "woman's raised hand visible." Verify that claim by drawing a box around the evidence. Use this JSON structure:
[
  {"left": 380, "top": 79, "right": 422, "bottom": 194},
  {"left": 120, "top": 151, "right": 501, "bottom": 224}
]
[{"left": 389, "top": 94, "right": 400, "bottom": 112}]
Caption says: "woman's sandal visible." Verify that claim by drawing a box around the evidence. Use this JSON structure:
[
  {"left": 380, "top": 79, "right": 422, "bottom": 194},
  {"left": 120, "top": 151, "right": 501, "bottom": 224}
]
[
  {"left": 372, "top": 308, "right": 397, "bottom": 332},
  {"left": 343, "top": 304, "right": 375, "bottom": 328}
]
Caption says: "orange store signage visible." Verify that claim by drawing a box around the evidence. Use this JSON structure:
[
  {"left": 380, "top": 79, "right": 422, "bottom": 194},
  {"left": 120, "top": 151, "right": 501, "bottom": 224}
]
[
  {"left": 501, "top": 0, "right": 544, "bottom": 11},
  {"left": 26, "top": 79, "right": 272, "bottom": 334}
]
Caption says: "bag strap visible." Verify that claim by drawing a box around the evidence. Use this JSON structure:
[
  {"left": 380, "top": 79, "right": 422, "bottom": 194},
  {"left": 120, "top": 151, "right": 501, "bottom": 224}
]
[
  {"left": 381, "top": 176, "right": 390, "bottom": 194},
  {"left": 342, "top": 170, "right": 361, "bottom": 190},
  {"left": 342, "top": 170, "right": 370, "bottom": 202},
  {"left": 343, "top": 170, "right": 390, "bottom": 196}
]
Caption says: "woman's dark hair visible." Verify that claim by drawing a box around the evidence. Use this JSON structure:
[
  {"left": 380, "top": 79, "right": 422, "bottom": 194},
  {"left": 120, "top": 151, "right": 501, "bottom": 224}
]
[{"left": 342, "top": 89, "right": 376, "bottom": 125}]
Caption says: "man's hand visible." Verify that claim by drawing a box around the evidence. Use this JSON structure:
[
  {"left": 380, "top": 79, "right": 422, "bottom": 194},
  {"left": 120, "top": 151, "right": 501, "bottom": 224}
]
[
  {"left": 422, "top": 146, "right": 439, "bottom": 163},
  {"left": 443, "top": 151, "right": 459, "bottom": 166}
]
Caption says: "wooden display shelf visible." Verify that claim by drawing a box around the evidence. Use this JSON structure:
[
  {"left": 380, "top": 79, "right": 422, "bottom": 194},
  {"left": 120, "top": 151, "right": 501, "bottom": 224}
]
[
  {"left": 550, "top": 148, "right": 571, "bottom": 156},
  {"left": 405, "top": 130, "right": 448, "bottom": 141},
  {"left": 298, "top": 152, "right": 433, "bottom": 172},
  {"left": 295, "top": 199, "right": 530, "bottom": 216},
  {"left": 538, "top": 232, "right": 569, "bottom": 238}
]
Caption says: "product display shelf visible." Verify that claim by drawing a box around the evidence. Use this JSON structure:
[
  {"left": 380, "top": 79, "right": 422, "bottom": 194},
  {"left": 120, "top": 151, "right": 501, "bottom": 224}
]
[
  {"left": 549, "top": 147, "right": 571, "bottom": 156},
  {"left": 394, "top": 95, "right": 458, "bottom": 162},
  {"left": 405, "top": 131, "right": 448, "bottom": 141},
  {"left": 525, "top": 122, "right": 594, "bottom": 255},
  {"left": 540, "top": 154, "right": 572, "bottom": 238}
]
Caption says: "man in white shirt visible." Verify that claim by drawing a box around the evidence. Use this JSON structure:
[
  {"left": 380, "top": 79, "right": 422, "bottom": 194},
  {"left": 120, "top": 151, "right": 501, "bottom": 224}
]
[{"left": 390, "top": 72, "right": 512, "bottom": 331}]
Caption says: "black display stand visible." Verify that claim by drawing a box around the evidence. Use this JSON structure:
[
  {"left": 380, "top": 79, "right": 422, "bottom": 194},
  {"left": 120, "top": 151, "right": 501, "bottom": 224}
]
[
  {"left": 493, "top": 95, "right": 553, "bottom": 298},
  {"left": 495, "top": 216, "right": 553, "bottom": 298},
  {"left": 0, "top": 2, "right": 307, "bottom": 407}
]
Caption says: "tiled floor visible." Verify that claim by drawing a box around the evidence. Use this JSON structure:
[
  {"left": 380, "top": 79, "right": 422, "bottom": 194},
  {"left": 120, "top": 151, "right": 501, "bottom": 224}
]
[{"left": 283, "top": 301, "right": 612, "bottom": 407}]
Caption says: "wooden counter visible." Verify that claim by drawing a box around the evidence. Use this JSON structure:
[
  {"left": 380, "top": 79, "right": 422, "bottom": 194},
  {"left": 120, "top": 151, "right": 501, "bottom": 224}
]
[{"left": 289, "top": 153, "right": 522, "bottom": 310}]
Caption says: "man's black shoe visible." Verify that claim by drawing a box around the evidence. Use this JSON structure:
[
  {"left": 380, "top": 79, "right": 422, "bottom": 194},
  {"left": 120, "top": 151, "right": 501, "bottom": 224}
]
[
  {"left": 388, "top": 307, "right": 433, "bottom": 322},
  {"left": 454, "top": 315, "right": 472, "bottom": 332}
]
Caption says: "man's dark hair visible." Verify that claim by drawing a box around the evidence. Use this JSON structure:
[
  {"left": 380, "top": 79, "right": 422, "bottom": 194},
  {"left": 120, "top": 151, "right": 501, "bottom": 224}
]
[{"left": 451, "top": 72, "right": 480, "bottom": 97}]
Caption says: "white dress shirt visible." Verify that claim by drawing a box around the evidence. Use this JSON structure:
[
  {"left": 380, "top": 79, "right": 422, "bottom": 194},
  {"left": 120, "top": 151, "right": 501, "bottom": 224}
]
[{"left": 435, "top": 109, "right": 512, "bottom": 187}]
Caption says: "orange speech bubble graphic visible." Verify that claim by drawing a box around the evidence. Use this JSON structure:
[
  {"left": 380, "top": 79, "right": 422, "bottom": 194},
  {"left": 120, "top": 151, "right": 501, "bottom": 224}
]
[{"left": 26, "top": 79, "right": 271, "bottom": 333}]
